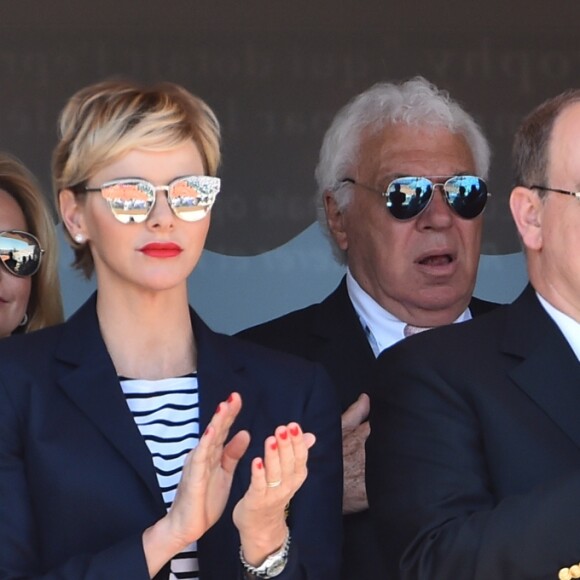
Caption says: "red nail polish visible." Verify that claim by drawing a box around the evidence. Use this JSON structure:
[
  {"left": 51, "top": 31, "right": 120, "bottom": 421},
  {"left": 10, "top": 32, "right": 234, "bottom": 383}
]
[
  {"left": 204, "top": 427, "right": 209, "bottom": 436},
  {"left": 215, "top": 403, "right": 221, "bottom": 414},
  {"left": 290, "top": 426, "right": 299, "bottom": 437},
  {"left": 270, "top": 441, "right": 278, "bottom": 451},
  {"left": 280, "top": 429, "right": 288, "bottom": 440},
  {"left": 227, "top": 393, "right": 234, "bottom": 403},
  {"left": 257, "top": 460, "right": 263, "bottom": 470}
]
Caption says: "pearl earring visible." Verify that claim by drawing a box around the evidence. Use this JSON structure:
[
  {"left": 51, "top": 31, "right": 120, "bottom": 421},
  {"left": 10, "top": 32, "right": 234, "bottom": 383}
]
[{"left": 74, "top": 233, "right": 85, "bottom": 244}]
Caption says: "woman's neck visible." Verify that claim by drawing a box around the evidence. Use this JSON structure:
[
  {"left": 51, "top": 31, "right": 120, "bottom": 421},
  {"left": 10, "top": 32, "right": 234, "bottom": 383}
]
[{"left": 96, "top": 284, "right": 196, "bottom": 380}]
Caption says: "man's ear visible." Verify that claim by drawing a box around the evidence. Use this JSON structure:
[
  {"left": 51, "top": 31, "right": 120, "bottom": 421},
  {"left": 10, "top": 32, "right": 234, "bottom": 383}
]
[
  {"left": 323, "top": 191, "right": 348, "bottom": 251},
  {"left": 509, "top": 186, "right": 543, "bottom": 251},
  {"left": 59, "top": 189, "right": 87, "bottom": 241}
]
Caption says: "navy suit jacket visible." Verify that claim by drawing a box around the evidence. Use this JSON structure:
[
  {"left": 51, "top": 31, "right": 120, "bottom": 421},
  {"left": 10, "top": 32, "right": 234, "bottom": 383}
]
[
  {"left": 367, "top": 285, "right": 580, "bottom": 579},
  {"left": 0, "top": 294, "right": 342, "bottom": 579},
  {"left": 239, "top": 276, "right": 497, "bottom": 580}
]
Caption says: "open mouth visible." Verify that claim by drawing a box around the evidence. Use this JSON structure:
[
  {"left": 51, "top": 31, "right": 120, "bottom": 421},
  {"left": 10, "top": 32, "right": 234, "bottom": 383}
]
[{"left": 418, "top": 254, "right": 454, "bottom": 266}]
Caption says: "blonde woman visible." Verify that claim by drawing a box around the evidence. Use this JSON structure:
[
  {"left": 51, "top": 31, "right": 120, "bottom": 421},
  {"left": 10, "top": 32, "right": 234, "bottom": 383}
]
[
  {"left": 0, "top": 81, "right": 341, "bottom": 579},
  {"left": 0, "top": 153, "right": 63, "bottom": 336}
]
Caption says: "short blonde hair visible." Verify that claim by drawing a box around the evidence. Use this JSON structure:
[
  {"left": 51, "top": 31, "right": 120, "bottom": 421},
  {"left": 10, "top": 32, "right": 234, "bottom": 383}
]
[
  {"left": 0, "top": 153, "right": 64, "bottom": 333},
  {"left": 52, "top": 79, "right": 221, "bottom": 278}
]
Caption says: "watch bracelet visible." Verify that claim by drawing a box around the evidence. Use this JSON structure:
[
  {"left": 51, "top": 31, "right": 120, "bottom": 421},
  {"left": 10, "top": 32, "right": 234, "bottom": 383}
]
[{"left": 239, "top": 531, "right": 291, "bottom": 578}]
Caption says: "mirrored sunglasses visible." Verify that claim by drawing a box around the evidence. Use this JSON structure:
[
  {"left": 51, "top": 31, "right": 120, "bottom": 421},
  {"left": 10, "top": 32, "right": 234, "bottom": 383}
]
[
  {"left": 0, "top": 230, "right": 44, "bottom": 277},
  {"left": 84, "top": 175, "right": 221, "bottom": 224},
  {"left": 342, "top": 175, "right": 490, "bottom": 220}
]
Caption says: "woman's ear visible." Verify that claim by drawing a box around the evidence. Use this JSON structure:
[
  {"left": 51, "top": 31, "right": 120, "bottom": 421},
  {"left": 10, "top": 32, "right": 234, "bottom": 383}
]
[
  {"left": 59, "top": 189, "right": 87, "bottom": 241},
  {"left": 509, "top": 186, "right": 543, "bottom": 251}
]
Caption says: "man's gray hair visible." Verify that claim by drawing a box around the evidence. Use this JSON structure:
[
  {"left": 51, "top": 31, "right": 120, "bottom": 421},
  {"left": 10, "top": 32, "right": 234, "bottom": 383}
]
[{"left": 315, "top": 76, "right": 491, "bottom": 264}]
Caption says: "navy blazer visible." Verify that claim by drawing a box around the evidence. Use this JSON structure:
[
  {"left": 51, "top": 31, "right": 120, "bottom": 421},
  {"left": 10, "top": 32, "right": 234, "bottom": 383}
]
[
  {"left": 0, "top": 294, "right": 342, "bottom": 579},
  {"left": 239, "top": 276, "right": 497, "bottom": 580},
  {"left": 367, "top": 285, "right": 580, "bottom": 579}
]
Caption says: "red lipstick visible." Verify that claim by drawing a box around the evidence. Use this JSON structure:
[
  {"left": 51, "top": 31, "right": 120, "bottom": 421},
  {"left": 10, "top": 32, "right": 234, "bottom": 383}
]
[{"left": 139, "top": 242, "right": 183, "bottom": 258}]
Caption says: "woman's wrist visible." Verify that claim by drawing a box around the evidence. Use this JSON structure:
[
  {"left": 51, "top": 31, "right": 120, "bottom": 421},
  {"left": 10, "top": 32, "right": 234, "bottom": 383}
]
[
  {"left": 142, "top": 515, "right": 193, "bottom": 577},
  {"left": 240, "top": 529, "right": 291, "bottom": 578},
  {"left": 239, "top": 523, "right": 289, "bottom": 567}
]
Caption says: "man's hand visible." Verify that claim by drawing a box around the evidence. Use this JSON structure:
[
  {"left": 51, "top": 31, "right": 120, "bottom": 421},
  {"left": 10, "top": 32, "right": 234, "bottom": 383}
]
[{"left": 341, "top": 393, "right": 371, "bottom": 514}]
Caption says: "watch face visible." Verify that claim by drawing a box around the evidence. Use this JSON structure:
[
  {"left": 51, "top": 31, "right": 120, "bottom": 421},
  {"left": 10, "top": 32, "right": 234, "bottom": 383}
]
[
  {"left": 242, "top": 534, "right": 290, "bottom": 578},
  {"left": 265, "top": 557, "right": 287, "bottom": 576}
]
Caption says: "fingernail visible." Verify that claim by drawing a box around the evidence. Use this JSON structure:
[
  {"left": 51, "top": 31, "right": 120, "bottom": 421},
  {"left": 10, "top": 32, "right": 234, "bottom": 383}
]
[
  {"left": 270, "top": 441, "right": 278, "bottom": 451},
  {"left": 227, "top": 393, "right": 234, "bottom": 403},
  {"left": 204, "top": 427, "right": 209, "bottom": 436},
  {"left": 290, "top": 426, "right": 299, "bottom": 437},
  {"left": 257, "top": 460, "right": 263, "bottom": 470},
  {"left": 215, "top": 403, "right": 221, "bottom": 414},
  {"left": 280, "top": 429, "right": 288, "bottom": 440}
]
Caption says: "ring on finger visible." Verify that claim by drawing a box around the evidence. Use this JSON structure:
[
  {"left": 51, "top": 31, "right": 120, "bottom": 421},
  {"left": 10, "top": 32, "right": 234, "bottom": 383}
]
[{"left": 266, "top": 480, "right": 282, "bottom": 488}]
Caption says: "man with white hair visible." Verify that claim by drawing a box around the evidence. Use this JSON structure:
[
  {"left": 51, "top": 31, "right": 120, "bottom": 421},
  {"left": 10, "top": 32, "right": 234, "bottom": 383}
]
[
  {"left": 367, "top": 87, "right": 580, "bottom": 580},
  {"left": 239, "top": 76, "right": 496, "bottom": 578}
]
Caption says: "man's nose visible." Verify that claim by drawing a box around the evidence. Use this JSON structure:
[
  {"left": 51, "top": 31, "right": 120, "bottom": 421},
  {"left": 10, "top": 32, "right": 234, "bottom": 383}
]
[{"left": 417, "top": 185, "right": 454, "bottom": 229}]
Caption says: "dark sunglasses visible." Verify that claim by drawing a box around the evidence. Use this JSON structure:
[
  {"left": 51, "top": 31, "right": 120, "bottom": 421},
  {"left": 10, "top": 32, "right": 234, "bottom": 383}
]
[
  {"left": 83, "top": 175, "right": 221, "bottom": 224},
  {"left": 341, "top": 175, "right": 490, "bottom": 220},
  {"left": 0, "top": 230, "right": 44, "bottom": 277}
]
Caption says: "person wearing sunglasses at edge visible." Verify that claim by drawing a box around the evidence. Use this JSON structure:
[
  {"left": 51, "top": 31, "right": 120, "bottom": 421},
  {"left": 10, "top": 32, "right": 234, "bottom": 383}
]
[
  {"left": 238, "top": 76, "right": 498, "bottom": 579},
  {"left": 0, "top": 79, "right": 342, "bottom": 580},
  {"left": 0, "top": 152, "right": 63, "bottom": 337}
]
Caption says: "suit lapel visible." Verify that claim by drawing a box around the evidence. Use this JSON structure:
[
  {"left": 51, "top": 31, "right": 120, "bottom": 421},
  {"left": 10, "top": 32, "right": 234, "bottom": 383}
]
[
  {"left": 469, "top": 295, "right": 499, "bottom": 317},
  {"left": 504, "top": 286, "right": 580, "bottom": 449},
  {"left": 309, "top": 280, "right": 498, "bottom": 410},
  {"left": 194, "top": 312, "right": 265, "bottom": 578},
  {"left": 309, "top": 279, "right": 375, "bottom": 409},
  {"left": 194, "top": 310, "right": 260, "bottom": 433},
  {"left": 54, "top": 295, "right": 165, "bottom": 509}
]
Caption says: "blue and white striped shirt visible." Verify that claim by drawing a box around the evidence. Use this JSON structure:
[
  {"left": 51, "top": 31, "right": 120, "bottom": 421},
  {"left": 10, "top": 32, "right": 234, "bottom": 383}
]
[{"left": 122, "top": 375, "right": 200, "bottom": 579}]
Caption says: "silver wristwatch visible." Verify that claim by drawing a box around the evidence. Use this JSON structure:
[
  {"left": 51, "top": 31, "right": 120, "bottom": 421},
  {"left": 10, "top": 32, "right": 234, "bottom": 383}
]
[{"left": 240, "top": 532, "right": 291, "bottom": 578}]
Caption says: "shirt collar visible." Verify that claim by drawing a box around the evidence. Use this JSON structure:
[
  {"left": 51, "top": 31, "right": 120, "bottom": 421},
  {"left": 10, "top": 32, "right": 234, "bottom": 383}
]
[
  {"left": 346, "top": 268, "right": 471, "bottom": 357},
  {"left": 536, "top": 292, "right": 580, "bottom": 362}
]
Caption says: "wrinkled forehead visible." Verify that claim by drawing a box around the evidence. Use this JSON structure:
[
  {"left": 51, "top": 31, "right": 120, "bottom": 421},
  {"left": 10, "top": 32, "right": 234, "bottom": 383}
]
[{"left": 355, "top": 122, "right": 476, "bottom": 182}]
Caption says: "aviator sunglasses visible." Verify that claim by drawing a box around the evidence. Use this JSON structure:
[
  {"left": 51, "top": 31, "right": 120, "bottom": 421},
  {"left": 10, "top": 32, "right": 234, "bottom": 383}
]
[
  {"left": 341, "top": 175, "right": 490, "bottom": 220},
  {"left": 0, "top": 230, "right": 44, "bottom": 277},
  {"left": 82, "top": 175, "right": 221, "bottom": 224}
]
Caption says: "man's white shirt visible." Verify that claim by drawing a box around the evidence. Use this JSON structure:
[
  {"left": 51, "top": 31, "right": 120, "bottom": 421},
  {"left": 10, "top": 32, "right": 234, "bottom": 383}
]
[
  {"left": 537, "top": 292, "right": 580, "bottom": 362},
  {"left": 346, "top": 268, "right": 471, "bottom": 358}
]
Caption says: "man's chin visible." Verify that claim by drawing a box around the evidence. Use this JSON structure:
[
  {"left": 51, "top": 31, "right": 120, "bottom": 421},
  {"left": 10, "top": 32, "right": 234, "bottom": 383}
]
[{"left": 409, "top": 287, "right": 472, "bottom": 324}]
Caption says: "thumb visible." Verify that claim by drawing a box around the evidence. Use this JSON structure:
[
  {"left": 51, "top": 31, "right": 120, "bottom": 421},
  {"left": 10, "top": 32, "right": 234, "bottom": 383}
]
[
  {"left": 222, "top": 430, "right": 251, "bottom": 474},
  {"left": 341, "top": 393, "right": 370, "bottom": 429},
  {"left": 303, "top": 432, "right": 316, "bottom": 450}
]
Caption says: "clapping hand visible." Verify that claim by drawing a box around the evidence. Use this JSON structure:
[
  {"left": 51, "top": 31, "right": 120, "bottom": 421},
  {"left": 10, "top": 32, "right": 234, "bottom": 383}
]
[
  {"left": 233, "top": 423, "right": 316, "bottom": 566},
  {"left": 143, "top": 392, "right": 250, "bottom": 575}
]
